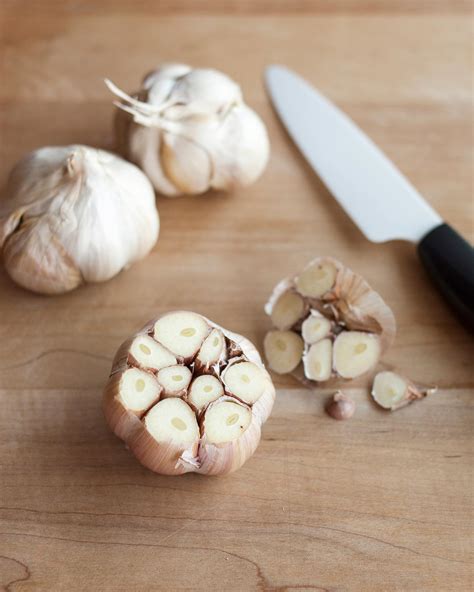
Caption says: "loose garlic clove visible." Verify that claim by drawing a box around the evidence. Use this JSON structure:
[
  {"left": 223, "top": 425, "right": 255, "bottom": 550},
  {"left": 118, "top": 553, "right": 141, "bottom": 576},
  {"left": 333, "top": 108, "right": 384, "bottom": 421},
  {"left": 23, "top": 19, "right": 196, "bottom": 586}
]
[
  {"left": 263, "top": 330, "right": 304, "bottom": 374},
  {"left": 195, "top": 328, "right": 227, "bottom": 371},
  {"left": 103, "top": 311, "right": 276, "bottom": 476},
  {"left": 326, "top": 391, "right": 356, "bottom": 420},
  {"left": 203, "top": 401, "right": 252, "bottom": 444},
  {"left": 154, "top": 311, "right": 209, "bottom": 360},
  {"left": 107, "top": 65, "right": 269, "bottom": 196},
  {"left": 156, "top": 365, "right": 192, "bottom": 397},
  {"left": 118, "top": 368, "right": 162, "bottom": 413},
  {"left": 295, "top": 261, "right": 337, "bottom": 298},
  {"left": 187, "top": 375, "right": 224, "bottom": 410},
  {"left": 371, "top": 371, "right": 435, "bottom": 411},
  {"left": 303, "top": 339, "right": 333, "bottom": 382},
  {"left": 333, "top": 331, "right": 381, "bottom": 379},
  {"left": 222, "top": 361, "right": 268, "bottom": 404},
  {"left": 270, "top": 290, "right": 306, "bottom": 330},
  {"left": 301, "top": 312, "right": 332, "bottom": 344},
  {"left": 0, "top": 145, "right": 159, "bottom": 294},
  {"left": 129, "top": 335, "right": 177, "bottom": 371}
]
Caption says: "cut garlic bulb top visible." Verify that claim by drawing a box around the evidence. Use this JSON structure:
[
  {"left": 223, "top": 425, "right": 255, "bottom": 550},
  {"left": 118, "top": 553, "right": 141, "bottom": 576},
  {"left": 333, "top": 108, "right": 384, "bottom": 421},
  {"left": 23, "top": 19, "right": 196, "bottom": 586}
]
[
  {"left": 103, "top": 311, "right": 275, "bottom": 476},
  {"left": 264, "top": 257, "right": 396, "bottom": 386},
  {"left": 0, "top": 145, "right": 159, "bottom": 294},
  {"left": 107, "top": 63, "right": 270, "bottom": 196}
]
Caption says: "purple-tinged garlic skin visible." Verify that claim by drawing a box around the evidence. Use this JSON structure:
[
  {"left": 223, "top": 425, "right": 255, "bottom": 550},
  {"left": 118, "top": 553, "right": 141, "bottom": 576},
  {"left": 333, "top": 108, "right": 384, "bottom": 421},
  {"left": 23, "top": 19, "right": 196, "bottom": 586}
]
[
  {"left": 326, "top": 391, "right": 356, "bottom": 420},
  {"left": 103, "top": 311, "right": 275, "bottom": 476}
]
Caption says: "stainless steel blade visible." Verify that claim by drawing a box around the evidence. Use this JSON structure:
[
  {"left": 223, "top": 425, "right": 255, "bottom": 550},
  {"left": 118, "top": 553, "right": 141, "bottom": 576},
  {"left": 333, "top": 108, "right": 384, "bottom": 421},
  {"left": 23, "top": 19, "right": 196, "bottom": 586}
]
[{"left": 265, "top": 65, "right": 442, "bottom": 243}]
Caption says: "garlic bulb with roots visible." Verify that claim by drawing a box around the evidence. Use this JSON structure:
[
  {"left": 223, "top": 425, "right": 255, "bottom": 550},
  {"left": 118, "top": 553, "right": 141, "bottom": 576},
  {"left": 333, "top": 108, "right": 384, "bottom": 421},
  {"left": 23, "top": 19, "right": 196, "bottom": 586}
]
[
  {"left": 263, "top": 257, "right": 396, "bottom": 386},
  {"left": 103, "top": 311, "right": 276, "bottom": 476},
  {"left": 0, "top": 145, "right": 159, "bottom": 294},
  {"left": 106, "top": 64, "right": 270, "bottom": 196}
]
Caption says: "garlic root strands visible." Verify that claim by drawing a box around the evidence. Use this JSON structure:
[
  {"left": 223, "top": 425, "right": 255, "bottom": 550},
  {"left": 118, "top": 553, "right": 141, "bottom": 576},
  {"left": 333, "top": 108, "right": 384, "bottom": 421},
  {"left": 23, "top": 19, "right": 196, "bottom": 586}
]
[
  {"left": 0, "top": 145, "right": 159, "bottom": 294},
  {"left": 264, "top": 257, "right": 396, "bottom": 386},
  {"left": 103, "top": 311, "right": 275, "bottom": 476},
  {"left": 107, "top": 64, "right": 270, "bottom": 196}
]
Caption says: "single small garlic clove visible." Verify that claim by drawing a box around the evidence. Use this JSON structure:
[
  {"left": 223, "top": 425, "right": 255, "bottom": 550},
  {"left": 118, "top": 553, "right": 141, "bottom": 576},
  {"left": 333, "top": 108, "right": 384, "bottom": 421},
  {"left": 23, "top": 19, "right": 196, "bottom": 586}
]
[
  {"left": 263, "top": 330, "right": 304, "bottom": 374},
  {"left": 0, "top": 145, "right": 159, "bottom": 295},
  {"left": 270, "top": 290, "right": 306, "bottom": 330},
  {"left": 303, "top": 338, "right": 333, "bottom": 382},
  {"left": 203, "top": 400, "right": 252, "bottom": 444},
  {"left": 326, "top": 391, "right": 356, "bottom": 420},
  {"left": 156, "top": 364, "right": 192, "bottom": 397},
  {"left": 371, "top": 371, "right": 436, "bottom": 411},
  {"left": 153, "top": 311, "right": 210, "bottom": 361},
  {"left": 106, "top": 65, "right": 270, "bottom": 196},
  {"left": 129, "top": 335, "right": 177, "bottom": 371},
  {"left": 295, "top": 260, "right": 338, "bottom": 298},
  {"left": 195, "top": 328, "right": 227, "bottom": 372},
  {"left": 333, "top": 331, "right": 381, "bottom": 379},
  {"left": 301, "top": 311, "right": 332, "bottom": 344},
  {"left": 187, "top": 374, "right": 224, "bottom": 410},
  {"left": 103, "top": 311, "right": 276, "bottom": 476}
]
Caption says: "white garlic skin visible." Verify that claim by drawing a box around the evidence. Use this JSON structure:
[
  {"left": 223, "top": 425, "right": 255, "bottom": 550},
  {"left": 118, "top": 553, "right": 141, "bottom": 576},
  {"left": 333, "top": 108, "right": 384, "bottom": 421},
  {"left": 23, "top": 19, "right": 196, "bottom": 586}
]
[
  {"left": 0, "top": 145, "right": 159, "bottom": 294},
  {"left": 110, "top": 63, "right": 270, "bottom": 197}
]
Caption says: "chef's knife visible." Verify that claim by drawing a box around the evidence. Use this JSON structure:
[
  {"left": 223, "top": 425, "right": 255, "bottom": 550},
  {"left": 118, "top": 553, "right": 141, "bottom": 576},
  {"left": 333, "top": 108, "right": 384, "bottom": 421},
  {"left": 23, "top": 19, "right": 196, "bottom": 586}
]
[{"left": 265, "top": 65, "right": 474, "bottom": 330}]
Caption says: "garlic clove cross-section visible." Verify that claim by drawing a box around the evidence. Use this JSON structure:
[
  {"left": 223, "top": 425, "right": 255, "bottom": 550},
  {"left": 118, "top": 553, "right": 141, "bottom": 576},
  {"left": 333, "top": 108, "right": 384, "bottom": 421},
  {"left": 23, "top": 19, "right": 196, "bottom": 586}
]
[
  {"left": 264, "top": 257, "right": 396, "bottom": 386},
  {"left": 0, "top": 145, "right": 159, "bottom": 295},
  {"left": 371, "top": 371, "right": 436, "bottom": 411},
  {"left": 103, "top": 311, "right": 275, "bottom": 476}
]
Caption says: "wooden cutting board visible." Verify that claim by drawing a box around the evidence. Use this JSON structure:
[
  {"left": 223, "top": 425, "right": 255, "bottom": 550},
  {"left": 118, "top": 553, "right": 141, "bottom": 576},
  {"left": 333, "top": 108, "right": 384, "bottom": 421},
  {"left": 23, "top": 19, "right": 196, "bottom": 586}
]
[{"left": 0, "top": 2, "right": 472, "bottom": 590}]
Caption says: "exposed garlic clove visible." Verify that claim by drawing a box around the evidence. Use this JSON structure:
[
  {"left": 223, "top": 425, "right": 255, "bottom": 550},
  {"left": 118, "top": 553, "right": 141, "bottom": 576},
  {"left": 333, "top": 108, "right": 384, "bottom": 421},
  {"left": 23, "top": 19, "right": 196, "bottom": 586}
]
[
  {"left": 130, "top": 398, "right": 200, "bottom": 476},
  {"left": 301, "top": 311, "right": 332, "bottom": 344},
  {"left": 156, "top": 365, "right": 192, "bottom": 397},
  {"left": 103, "top": 311, "right": 276, "bottom": 476},
  {"left": 0, "top": 145, "right": 159, "bottom": 294},
  {"left": 118, "top": 368, "right": 162, "bottom": 412},
  {"left": 187, "top": 375, "right": 224, "bottom": 410},
  {"left": 153, "top": 311, "right": 210, "bottom": 361},
  {"left": 333, "top": 331, "right": 381, "bottom": 379},
  {"left": 263, "top": 330, "right": 304, "bottom": 374},
  {"left": 270, "top": 290, "right": 306, "bottom": 330},
  {"left": 303, "top": 339, "right": 333, "bottom": 382},
  {"left": 371, "top": 371, "right": 436, "bottom": 411},
  {"left": 326, "top": 391, "right": 356, "bottom": 420},
  {"left": 107, "top": 65, "right": 269, "bottom": 196},
  {"left": 195, "top": 328, "right": 227, "bottom": 372},
  {"left": 264, "top": 257, "right": 396, "bottom": 387},
  {"left": 160, "top": 132, "right": 212, "bottom": 194},
  {"left": 222, "top": 361, "right": 268, "bottom": 404},
  {"left": 295, "top": 260, "right": 337, "bottom": 298},
  {"left": 129, "top": 334, "right": 177, "bottom": 371},
  {"left": 203, "top": 400, "right": 252, "bottom": 444}
]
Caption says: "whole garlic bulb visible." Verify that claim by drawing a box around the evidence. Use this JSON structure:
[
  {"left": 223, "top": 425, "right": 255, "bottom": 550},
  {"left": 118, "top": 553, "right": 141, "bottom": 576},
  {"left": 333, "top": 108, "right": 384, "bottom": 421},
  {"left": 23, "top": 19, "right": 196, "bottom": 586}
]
[
  {"left": 0, "top": 145, "right": 159, "bottom": 294},
  {"left": 106, "top": 64, "right": 270, "bottom": 196},
  {"left": 103, "top": 311, "right": 276, "bottom": 476}
]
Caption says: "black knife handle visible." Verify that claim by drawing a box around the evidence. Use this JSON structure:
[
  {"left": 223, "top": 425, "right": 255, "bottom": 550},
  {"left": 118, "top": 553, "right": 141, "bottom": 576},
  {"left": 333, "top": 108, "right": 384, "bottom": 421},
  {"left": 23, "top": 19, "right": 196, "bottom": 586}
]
[{"left": 417, "top": 223, "right": 474, "bottom": 331}]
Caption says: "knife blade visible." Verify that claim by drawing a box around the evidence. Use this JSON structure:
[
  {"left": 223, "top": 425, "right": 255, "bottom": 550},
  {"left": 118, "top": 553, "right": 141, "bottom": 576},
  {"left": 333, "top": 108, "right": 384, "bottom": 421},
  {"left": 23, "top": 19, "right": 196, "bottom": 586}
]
[{"left": 265, "top": 65, "right": 474, "bottom": 329}]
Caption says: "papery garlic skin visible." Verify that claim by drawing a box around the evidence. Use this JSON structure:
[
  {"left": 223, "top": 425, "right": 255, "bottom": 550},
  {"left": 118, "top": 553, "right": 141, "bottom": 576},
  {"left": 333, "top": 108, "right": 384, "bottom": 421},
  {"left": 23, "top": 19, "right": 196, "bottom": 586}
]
[
  {"left": 103, "top": 311, "right": 275, "bottom": 476},
  {"left": 107, "top": 63, "right": 270, "bottom": 196},
  {"left": 0, "top": 145, "right": 159, "bottom": 294},
  {"left": 264, "top": 257, "right": 396, "bottom": 386}
]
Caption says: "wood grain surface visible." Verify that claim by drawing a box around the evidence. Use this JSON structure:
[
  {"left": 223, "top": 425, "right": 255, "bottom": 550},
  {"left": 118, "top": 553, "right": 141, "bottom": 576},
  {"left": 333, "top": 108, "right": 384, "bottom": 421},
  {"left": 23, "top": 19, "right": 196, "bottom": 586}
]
[{"left": 0, "top": 1, "right": 472, "bottom": 590}]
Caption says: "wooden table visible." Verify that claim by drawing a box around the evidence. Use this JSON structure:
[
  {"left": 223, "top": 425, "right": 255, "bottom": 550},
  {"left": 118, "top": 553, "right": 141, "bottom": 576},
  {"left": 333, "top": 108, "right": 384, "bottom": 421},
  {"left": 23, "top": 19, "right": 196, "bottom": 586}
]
[{"left": 0, "top": 1, "right": 472, "bottom": 590}]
